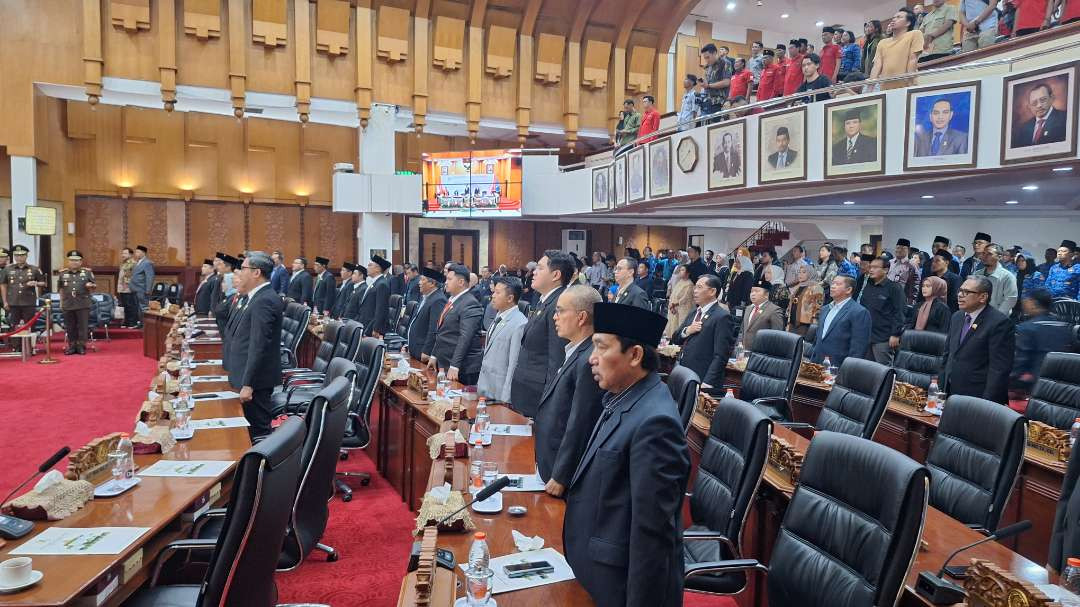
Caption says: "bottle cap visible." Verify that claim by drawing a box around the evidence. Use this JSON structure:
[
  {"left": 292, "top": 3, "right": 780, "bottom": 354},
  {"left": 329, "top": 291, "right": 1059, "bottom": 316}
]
[
  {"left": 474, "top": 532, "right": 486, "bottom": 540},
  {"left": 120, "top": 432, "right": 130, "bottom": 438},
  {"left": 1069, "top": 557, "right": 1080, "bottom": 567}
]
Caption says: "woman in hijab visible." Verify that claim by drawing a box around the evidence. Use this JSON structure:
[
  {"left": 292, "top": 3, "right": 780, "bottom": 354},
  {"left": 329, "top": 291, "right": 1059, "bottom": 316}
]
[
  {"left": 725, "top": 254, "right": 755, "bottom": 309},
  {"left": 664, "top": 264, "right": 694, "bottom": 338},
  {"left": 786, "top": 264, "right": 824, "bottom": 336},
  {"left": 1014, "top": 252, "right": 1036, "bottom": 320},
  {"left": 905, "top": 275, "right": 950, "bottom": 334}
]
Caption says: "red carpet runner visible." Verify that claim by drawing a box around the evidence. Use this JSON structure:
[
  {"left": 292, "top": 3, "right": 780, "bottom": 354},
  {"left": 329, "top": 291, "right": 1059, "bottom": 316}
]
[{"left": 1, "top": 337, "right": 737, "bottom": 606}]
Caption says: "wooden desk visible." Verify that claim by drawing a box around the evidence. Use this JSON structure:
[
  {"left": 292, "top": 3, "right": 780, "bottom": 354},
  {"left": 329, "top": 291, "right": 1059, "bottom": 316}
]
[
  {"left": 722, "top": 364, "right": 1065, "bottom": 566},
  {"left": 0, "top": 362, "right": 249, "bottom": 606},
  {"left": 141, "top": 310, "right": 174, "bottom": 359}
]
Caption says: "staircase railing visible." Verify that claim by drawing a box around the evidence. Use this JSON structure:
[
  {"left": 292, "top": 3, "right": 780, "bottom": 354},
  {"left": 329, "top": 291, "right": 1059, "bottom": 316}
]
[{"left": 729, "top": 221, "right": 787, "bottom": 260}]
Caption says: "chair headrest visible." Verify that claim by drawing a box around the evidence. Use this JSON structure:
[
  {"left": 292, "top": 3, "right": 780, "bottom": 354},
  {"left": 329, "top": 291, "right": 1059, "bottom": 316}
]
[
  {"left": 252, "top": 416, "right": 306, "bottom": 469},
  {"left": 710, "top": 397, "right": 772, "bottom": 450},
  {"left": 899, "top": 330, "right": 947, "bottom": 356},
  {"left": 324, "top": 356, "right": 357, "bottom": 381},
  {"left": 1040, "top": 352, "right": 1080, "bottom": 384},
  {"left": 836, "top": 357, "right": 893, "bottom": 396},
  {"left": 752, "top": 329, "right": 802, "bottom": 359},
  {"left": 317, "top": 376, "right": 353, "bottom": 412},
  {"left": 938, "top": 395, "right": 1023, "bottom": 452}
]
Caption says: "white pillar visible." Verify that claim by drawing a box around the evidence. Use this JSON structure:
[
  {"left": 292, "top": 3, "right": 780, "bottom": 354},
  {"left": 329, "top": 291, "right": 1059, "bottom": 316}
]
[
  {"left": 356, "top": 103, "right": 397, "bottom": 261},
  {"left": 10, "top": 156, "right": 38, "bottom": 264}
]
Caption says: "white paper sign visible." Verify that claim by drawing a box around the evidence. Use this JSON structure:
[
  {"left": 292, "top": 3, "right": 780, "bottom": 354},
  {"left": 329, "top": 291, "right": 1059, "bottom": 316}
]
[
  {"left": 189, "top": 417, "right": 250, "bottom": 430},
  {"left": 139, "top": 460, "right": 233, "bottom": 477},
  {"left": 459, "top": 548, "right": 575, "bottom": 594},
  {"left": 503, "top": 473, "right": 546, "bottom": 492},
  {"left": 488, "top": 424, "right": 532, "bottom": 437},
  {"left": 10, "top": 527, "right": 151, "bottom": 556}
]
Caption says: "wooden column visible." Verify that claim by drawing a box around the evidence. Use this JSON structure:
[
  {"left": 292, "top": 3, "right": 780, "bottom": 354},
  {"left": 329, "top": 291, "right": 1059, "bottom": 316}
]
[
  {"left": 564, "top": 0, "right": 594, "bottom": 150},
  {"left": 159, "top": 0, "right": 178, "bottom": 111},
  {"left": 515, "top": 0, "right": 541, "bottom": 146},
  {"left": 228, "top": 0, "right": 247, "bottom": 118},
  {"left": 465, "top": 0, "right": 488, "bottom": 143},
  {"left": 83, "top": 0, "right": 103, "bottom": 106},
  {"left": 355, "top": 0, "right": 374, "bottom": 127},
  {"left": 413, "top": 0, "right": 431, "bottom": 135},
  {"left": 295, "top": 0, "right": 313, "bottom": 123}
]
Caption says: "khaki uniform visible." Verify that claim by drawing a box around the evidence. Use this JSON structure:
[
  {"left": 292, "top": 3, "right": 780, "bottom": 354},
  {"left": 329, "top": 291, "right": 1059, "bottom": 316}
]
[
  {"left": 59, "top": 268, "right": 95, "bottom": 348},
  {"left": 3, "top": 263, "right": 45, "bottom": 341}
]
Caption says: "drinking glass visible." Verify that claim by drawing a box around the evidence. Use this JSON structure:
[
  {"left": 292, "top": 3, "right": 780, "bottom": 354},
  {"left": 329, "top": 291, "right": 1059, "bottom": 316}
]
[
  {"left": 173, "top": 404, "right": 191, "bottom": 434},
  {"left": 482, "top": 462, "right": 498, "bottom": 488},
  {"left": 465, "top": 567, "right": 494, "bottom": 606},
  {"left": 108, "top": 450, "right": 127, "bottom": 489}
]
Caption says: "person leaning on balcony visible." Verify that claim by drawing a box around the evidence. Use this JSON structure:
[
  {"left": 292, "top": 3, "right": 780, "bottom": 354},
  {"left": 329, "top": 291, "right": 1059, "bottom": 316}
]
[
  {"left": 918, "top": 0, "right": 959, "bottom": 62},
  {"left": 1051, "top": 0, "right": 1080, "bottom": 24},
  {"left": 1011, "top": 0, "right": 1053, "bottom": 37},
  {"left": 870, "top": 7, "right": 924, "bottom": 89},
  {"left": 614, "top": 99, "right": 641, "bottom": 150},
  {"left": 960, "top": 0, "right": 999, "bottom": 51},
  {"left": 637, "top": 95, "right": 660, "bottom": 144}
]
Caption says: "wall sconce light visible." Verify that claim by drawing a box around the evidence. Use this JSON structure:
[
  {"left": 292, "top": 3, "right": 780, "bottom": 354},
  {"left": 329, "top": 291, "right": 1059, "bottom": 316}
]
[
  {"left": 182, "top": 189, "right": 194, "bottom": 202},
  {"left": 296, "top": 195, "right": 309, "bottom": 206},
  {"left": 119, "top": 187, "right": 133, "bottom": 199},
  {"left": 240, "top": 193, "right": 253, "bottom": 204}
]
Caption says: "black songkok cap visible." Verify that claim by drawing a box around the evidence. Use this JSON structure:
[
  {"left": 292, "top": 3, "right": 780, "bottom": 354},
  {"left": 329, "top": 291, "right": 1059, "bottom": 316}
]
[
  {"left": 974, "top": 232, "right": 991, "bottom": 242},
  {"left": 420, "top": 267, "right": 445, "bottom": 284},
  {"left": 896, "top": 238, "right": 911, "bottom": 247},
  {"left": 315, "top": 256, "right": 330, "bottom": 266},
  {"left": 592, "top": 302, "right": 667, "bottom": 348},
  {"left": 371, "top": 254, "right": 391, "bottom": 271},
  {"left": 860, "top": 253, "right": 877, "bottom": 262},
  {"left": 933, "top": 235, "right": 950, "bottom": 246}
]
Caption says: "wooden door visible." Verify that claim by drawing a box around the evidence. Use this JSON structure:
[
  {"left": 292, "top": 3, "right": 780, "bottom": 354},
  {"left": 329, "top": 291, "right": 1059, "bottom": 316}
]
[
  {"left": 418, "top": 229, "right": 480, "bottom": 270},
  {"left": 420, "top": 232, "right": 447, "bottom": 266},
  {"left": 450, "top": 233, "right": 476, "bottom": 270}
]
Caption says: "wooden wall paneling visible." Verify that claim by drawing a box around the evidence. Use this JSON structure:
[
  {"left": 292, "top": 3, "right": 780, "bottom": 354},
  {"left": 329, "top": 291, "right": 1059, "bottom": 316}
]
[
  {"left": 412, "top": 2, "right": 431, "bottom": 134},
  {"left": 159, "top": 0, "right": 178, "bottom": 110},
  {"left": 128, "top": 198, "right": 185, "bottom": 265},
  {"left": 249, "top": 203, "right": 302, "bottom": 258},
  {"left": 228, "top": 0, "right": 247, "bottom": 116},
  {"left": 532, "top": 222, "right": 563, "bottom": 260},
  {"left": 376, "top": 5, "right": 410, "bottom": 63},
  {"left": 581, "top": 39, "right": 610, "bottom": 89},
  {"left": 561, "top": 1, "right": 595, "bottom": 150},
  {"left": 247, "top": 0, "right": 295, "bottom": 96},
  {"left": 432, "top": 16, "right": 464, "bottom": 71},
  {"left": 626, "top": 45, "right": 654, "bottom": 93},
  {"left": 316, "top": 0, "right": 350, "bottom": 56},
  {"left": 83, "top": 0, "right": 104, "bottom": 105},
  {"left": 535, "top": 33, "right": 564, "bottom": 85},
  {"left": 608, "top": 0, "right": 645, "bottom": 133},
  {"left": 485, "top": 25, "right": 516, "bottom": 78},
  {"left": 295, "top": 0, "right": 313, "bottom": 122},
  {"left": 490, "top": 220, "right": 534, "bottom": 270},
  {"left": 515, "top": 0, "right": 541, "bottom": 145},
  {"left": 105, "top": 0, "right": 157, "bottom": 81},
  {"left": 481, "top": 23, "right": 518, "bottom": 121},
  {"left": 252, "top": 0, "right": 289, "bottom": 47},
  {"left": 188, "top": 200, "right": 246, "bottom": 263},
  {"left": 121, "top": 106, "right": 185, "bottom": 194},
  {"left": 655, "top": 50, "right": 670, "bottom": 113},
  {"left": 110, "top": 0, "right": 151, "bottom": 32},
  {"left": 312, "top": 0, "right": 356, "bottom": 100},
  {"left": 183, "top": 0, "right": 222, "bottom": 40},
  {"left": 75, "top": 197, "right": 127, "bottom": 267},
  {"left": 246, "top": 118, "right": 298, "bottom": 200},
  {"left": 372, "top": 5, "right": 411, "bottom": 107},
  {"left": 355, "top": 0, "right": 374, "bottom": 126},
  {"left": 299, "top": 122, "right": 355, "bottom": 201},
  {"left": 303, "top": 206, "right": 356, "bottom": 266},
  {"left": 429, "top": 14, "right": 467, "bottom": 114}
]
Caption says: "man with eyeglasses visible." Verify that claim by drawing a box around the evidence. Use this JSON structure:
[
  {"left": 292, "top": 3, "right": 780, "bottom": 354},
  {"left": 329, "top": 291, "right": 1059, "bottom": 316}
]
[
  {"left": 223, "top": 251, "right": 284, "bottom": 439},
  {"left": 941, "top": 275, "right": 1015, "bottom": 405}
]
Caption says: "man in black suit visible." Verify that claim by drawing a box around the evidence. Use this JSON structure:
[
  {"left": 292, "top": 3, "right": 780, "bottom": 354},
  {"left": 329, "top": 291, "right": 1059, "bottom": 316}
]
[
  {"left": 403, "top": 264, "right": 421, "bottom": 303},
  {"left": 330, "top": 262, "right": 355, "bottom": 319},
  {"left": 713, "top": 130, "right": 741, "bottom": 178},
  {"left": 311, "top": 256, "right": 336, "bottom": 314},
  {"left": 686, "top": 245, "right": 708, "bottom": 282},
  {"left": 534, "top": 285, "right": 605, "bottom": 495},
  {"left": 611, "top": 257, "right": 651, "bottom": 309},
  {"left": 767, "top": 126, "right": 798, "bottom": 169},
  {"left": 564, "top": 303, "right": 689, "bottom": 607},
  {"left": 389, "top": 264, "right": 405, "bottom": 297},
  {"left": 343, "top": 265, "right": 368, "bottom": 321},
  {"left": 831, "top": 107, "right": 877, "bottom": 165},
  {"left": 286, "top": 257, "right": 313, "bottom": 306},
  {"left": 671, "top": 274, "right": 735, "bottom": 390},
  {"left": 409, "top": 267, "right": 448, "bottom": 362},
  {"left": 223, "top": 251, "right": 284, "bottom": 440},
  {"left": 427, "top": 264, "right": 484, "bottom": 385},
  {"left": 358, "top": 254, "right": 392, "bottom": 336},
  {"left": 941, "top": 275, "right": 1016, "bottom": 404},
  {"left": 510, "top": 250, "right": 574, "bottom": 418},
  {"left": 193, "top": 259, "right": 216, "bottom": 315},
  {"left": 1012, "top": 83, "right": 1067, "bottom": 148}
]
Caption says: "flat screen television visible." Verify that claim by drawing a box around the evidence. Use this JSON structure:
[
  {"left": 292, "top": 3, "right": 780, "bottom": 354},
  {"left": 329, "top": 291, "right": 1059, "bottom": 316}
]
[{"left": 421, "top": 149, "right": 523, "bottom": 217}]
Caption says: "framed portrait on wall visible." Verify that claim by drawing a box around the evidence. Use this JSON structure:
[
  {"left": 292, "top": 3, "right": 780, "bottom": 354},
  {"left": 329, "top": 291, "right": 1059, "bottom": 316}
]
[
  {"left": 607, "top": 164, "right": 616, "bottom": 205},
  {"left": 1001, "top": 62, "right": 1078, "bottom": 164},
  {"left": 627, "top": 147, "right": 646, "bottom": 203},
  {"left": 824, "top": 94, "right": 886, "bottom": 178},
  {"left": 613, "top": 154, "right": 627, "bottom": 207},
  {"left": 758, "top": 107, "right": 807, "bottom": 184},
  {"left": 648, "top": 138, "right": 672, "bottom": 198},
  {"left": 708, "top": 119, "right": 747, "bottom": 190},
  {"left": 904, "top": 82, "right": 980, "bottom": 171},
  {"left": 592, "top": 167, "right": 610, "bottom": 211}
]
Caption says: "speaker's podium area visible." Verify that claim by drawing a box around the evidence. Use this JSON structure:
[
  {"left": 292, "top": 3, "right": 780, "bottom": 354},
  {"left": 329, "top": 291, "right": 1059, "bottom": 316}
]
[{"left": 5, "top": 0, "right": 1080, "bottom": 605}]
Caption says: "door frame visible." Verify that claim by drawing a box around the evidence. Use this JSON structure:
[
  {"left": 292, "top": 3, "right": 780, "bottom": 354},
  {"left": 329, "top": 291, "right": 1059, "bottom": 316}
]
[{"left": 418, "top": 228, "right": 480, "bottom": 268}]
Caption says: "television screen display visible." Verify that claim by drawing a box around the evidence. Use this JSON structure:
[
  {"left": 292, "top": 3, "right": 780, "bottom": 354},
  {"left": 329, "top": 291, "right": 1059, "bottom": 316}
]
[{"left": 422, "top": 149, "right": 523, "bottom": 217}]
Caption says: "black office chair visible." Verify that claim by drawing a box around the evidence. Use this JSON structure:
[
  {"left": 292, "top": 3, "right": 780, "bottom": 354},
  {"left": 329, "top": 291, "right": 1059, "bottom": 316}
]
[
  {"left": 808, "top": 357, "right": 895, "bottom": 440},
  {"left": 126, "top": 417, "right": 306, "bottom": 607},
  {"left": 336, "top": 337, "right": 386, "bottom": 501},
  {"left": 90, "top": 293, "right": 115, "bottom": 342},
  {"left": 1052, "top": 299, "right": 1080, "bottom": 326},
  {"left": 801, "top": 323, "right": 818, "bottom": 360},
  {"left": 667, "top": 364, "right": 701, "bottom": 433},
  {"left": 150, "top": 281, "right": 166, "bottom": 303},
  {"left": 273, "top": 356, "right": 357, "bottom": 417},
  {"left": 166, "top": 282, "right": 183, "bottom": 304},
  {"left": 686, "top": 431, "right": 929, "bottom": 607},
  {"left": 281, "top": 320, "right": 344, "bottom": 380},
  {"left": 517, "top": 300, "right": 530, "bottom": 316},
  {"left": 275, "top": 322, "right": 364, "bottom": 413},
  {"left": 280, "top": 302, "right": 311, "bottom": 368},
  {"left": 926, "top": 395, "right": 1026, "bottom": 533},
  {"left": 892, "top": 329, "right": 947, "bottom": 391},
  {"left": 387, "top": 294, "right": 403, "bottom": 328},
  {"left": 383, "top": 297, "right": 414, "bottom": 352},
  {"left": 728, "top": 329, "right": 803, "bottom": 422},
  {"left": 1025, "top": 352, "right": 1080, "bottom": 430},
  {"left": 684, "top": 398, "right": 771, "bottom": 596}
]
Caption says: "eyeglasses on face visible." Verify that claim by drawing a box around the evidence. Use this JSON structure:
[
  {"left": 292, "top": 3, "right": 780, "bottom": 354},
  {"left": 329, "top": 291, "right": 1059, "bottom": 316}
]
[{"left": 957, "top": 288, "right": 985, "bottom": 296}]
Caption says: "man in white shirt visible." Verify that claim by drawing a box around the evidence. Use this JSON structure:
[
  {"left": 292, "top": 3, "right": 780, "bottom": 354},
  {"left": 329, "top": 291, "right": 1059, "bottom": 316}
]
[
  {"left": 977, "top": 243, "right": 1018, "bottom": 316},
  {"left": 677, "top": 74, "right": 701, "bottom": 131},
  {"left": 477, "top": 277, "right": 528, "bottom": 402}
]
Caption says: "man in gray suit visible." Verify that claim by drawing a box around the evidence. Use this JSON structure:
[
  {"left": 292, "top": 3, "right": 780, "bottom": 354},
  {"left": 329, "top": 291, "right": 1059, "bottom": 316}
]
[
  {"left": 129, "top": 245, "right": 155, "bottom": 327},
  {"left": 476, "top": 276, "right": 528, "bottom": 402},
  {"left": 913, "top": 97, "right": 969, "bottom": 157}
]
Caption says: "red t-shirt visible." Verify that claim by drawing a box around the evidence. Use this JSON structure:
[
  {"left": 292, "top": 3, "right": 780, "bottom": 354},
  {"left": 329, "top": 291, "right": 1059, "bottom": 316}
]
[
  {"left": 729, "top": 70, "right": 754, "bottom": 100},
  {"left": 757, "top": 64, "right": 781, "bottom": 101},
  {"left": 819, "top": 43, "right": 839, "bottom": 79},
  {"left": 638, "top": 109, "right": 660, "bottom": 143},
  {"left": 1063, "top": 0, "right": 1080, "bottom": 21},
  {"left": 782, "top": 52, "right": 806, "bottom": 97},
  {"left": 1013, "top": 0, "right": 1048, "bottom": 31}
]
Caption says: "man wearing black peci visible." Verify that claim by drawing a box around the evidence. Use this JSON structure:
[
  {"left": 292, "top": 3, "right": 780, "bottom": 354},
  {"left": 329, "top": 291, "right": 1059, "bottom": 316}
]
[
  {"left": 311, "top": 256, "right": 336, "bottom": 315},
  {"left": 671, "top": 273, "right": 735, "bottom": 392},
  {"left": 193, "top": 259, "right": 216, "bottom": 315},
  {"left": 358, "top": 254, "right": 392, "bottom": 336},
  {"left": 427, "top": 264, "right": 484, "bottom": 385},
  {"left": 510, "top": 250, "right": 573, "bottom": 418},
  {"left": 330, "top": 262, "right": 355, "bottom": 319},
  {"left": 343, "top": 264, "right": 368, "bottom": 322},
  {"left": 223, "top": 251, "right": 284, "bottom": 440},
  {"left": 831, "top": 106, "right": 878, "bottom": 165},
  {"left": 410, "top": 267, "right": 448, "bottom": 362}
]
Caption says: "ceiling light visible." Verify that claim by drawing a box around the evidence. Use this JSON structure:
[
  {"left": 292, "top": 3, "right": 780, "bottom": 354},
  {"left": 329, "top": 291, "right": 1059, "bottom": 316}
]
[
  {"left": 780, "top": 13, "right": 790, "bottom": 18},
  {"left": 1005, "top": 200, "right": 1019, "bottom": 205},
  {"left": 842, "top": 200, "right": 855, "bottom": 205},
  {"left": 1022, "top": 184, "right": 1039, "bottom": 191},
  {"left": 726, "top": 1, "right": 736, "bottom": 10},
  {"left": 921, "top": 195, "right": 935, "bottom": 199},
  {"left": 815, "top": 20, "right": 825, "bottom": 27},
  {"left": 1053, "top": 166, "right": 1074, "bottom": 172}
]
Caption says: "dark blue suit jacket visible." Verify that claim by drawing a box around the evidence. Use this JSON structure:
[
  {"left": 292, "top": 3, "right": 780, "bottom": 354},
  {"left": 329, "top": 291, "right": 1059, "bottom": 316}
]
[
  {"left": 270, "top": 264, "right": 289, "bottom": 295},
  {"left": 812, "top": 298, "right": 871, "bottom": 366}
]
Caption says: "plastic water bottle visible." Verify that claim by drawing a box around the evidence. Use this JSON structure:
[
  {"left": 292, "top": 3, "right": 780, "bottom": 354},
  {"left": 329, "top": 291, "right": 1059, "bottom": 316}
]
[
  {"left": 467, "top": 531, "right": 491, "bottom": 572},
  {"left": 734, "top": 341, "right": 745, "bottom": 362},
  {"left": 117, "top": 433, "right": 135, "bottom": 483},
  {"left": 1063, "top": 558, "right": 1080, "bottom": 597},
  {"left": 927, "top": 376, "right": 941, "bottom": 409},
  {"left": 466, "top": 532, "right": 493, "bottom": 606},
  {"left": 470, "top": 438, "right": 485, "bottom": 491},
  {"left": 1071, "top": 418, "right": 1080, "bottom": 447},
  {"left": 475, "top": 398, "right": 489, "bottom": 436},
  {"left": 724, "top": 388, "right": 735, "bottom": 400},
  {"left": 436, "top": 370, "right": 448, "bottom": 397},
  {"left": 823, "top": 356, "right": 835, "bottom": 381}
]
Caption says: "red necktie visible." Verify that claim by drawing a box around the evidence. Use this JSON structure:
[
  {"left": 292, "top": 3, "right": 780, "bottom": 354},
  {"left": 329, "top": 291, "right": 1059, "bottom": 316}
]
[
  {"left": 748, "top": 304, "right": 759, "bottom": 325},
  {"left": 437, "top": 302, "right": 452, "bottom": 328},
  {"left": 1033, "top": 119, "right": 1045, "bottom": 144},
  {"left": 693, "top": 308, "right": 703, "bottom": 323}
]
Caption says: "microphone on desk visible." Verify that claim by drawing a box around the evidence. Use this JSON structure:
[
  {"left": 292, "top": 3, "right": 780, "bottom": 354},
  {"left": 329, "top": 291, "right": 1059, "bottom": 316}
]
[
  {"left": 436, "top": 475, "right": 512, "bottom": 527},
  {"left": 915, "top": 519, "right": 1033, "bottom": 604},
  {"left": 0, "top": 446, "right": 71, "bottom": 540},
  {"left": 407, "top": 476, "right": 512, "bottom": 573}
]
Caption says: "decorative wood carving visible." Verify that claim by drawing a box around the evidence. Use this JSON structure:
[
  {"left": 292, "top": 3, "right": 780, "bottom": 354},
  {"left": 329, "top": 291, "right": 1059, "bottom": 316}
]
[
  {"left": 1028, "top": 421, "right": 1071, "bottom": 462},
  {"left": 799, "top": 361, "right": 827, "bottom": 382},
  {"left": 66, "top": 433, "right": 124, "bottom": 480},
  {"left": 111, "top": 0, "right": 151, "bottom": 32},
  {"left": 485, "top": 25, "right": 516, "bottom": 78},
  {"left": 535, "top": 33, "right": 564, "bottom": 84},
  {"left": 768, "top": 435, "right": 805, "bottom": 486},
  {"left": 159, "top": 0, "right": 178, "bottom": 111},
  {"left": 377, "top": 6, "right": 410, "bottom": 63},
  {"left": 432, "top": 16, "right": 464, "bottom": 72},
  {"left": 316, "top": 0, "right": 350, "bottom": 57},
  {"left": 228, "top": 0, "right": 247, "bottom": 117},
  {"left": 963, "top": 560, "right": 1061, "bottom": 607},
  {"left": 892, "top": 381, "right": 928, "bottom": 409},
  {"left": 697, "top": 391, "right": 720, "bottom": 419},
  {"left": 627, "top": 46, "right": 656, "bottom": 93},
  {"left": 408, "top": 372, "right": 430, "bottom": 402},
  {"left": 83, "top": 0, "right": 104, "bottom": 106},
  {"left": 397, "top": 526, "right": 456, "bottom": 606},
  {"left": 183, "top": 0, "right": 221, "bottom": 40},
  {"left": 252, "top": 0, "right": 288, "bottom": 48},
  {"left": 582, "top": 39, "right": 611, "bottom": 89}
]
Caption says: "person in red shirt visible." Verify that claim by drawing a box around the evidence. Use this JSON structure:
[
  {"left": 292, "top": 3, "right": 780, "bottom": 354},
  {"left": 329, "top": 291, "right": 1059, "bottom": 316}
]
[
  {"left": 756, "top": 49, "right": 781, "bottom": 102},
  {"left": 819, "top": 26, "right": 841, "bottom": 82},
  {"left": 1054, "top": 0, "right": 1080, "bottom": 23},
  {"left": 637, "top": 95, "right": 660, "bottom": 144},
  {"left": 782, "top": 40, "right": 806, "bottom": 97},
  {"left": 1011, "top": 0, "right": 1051, "bottom": 36},
  {"left": 729, "top": 58, "right": 754, "bottom": 101}
]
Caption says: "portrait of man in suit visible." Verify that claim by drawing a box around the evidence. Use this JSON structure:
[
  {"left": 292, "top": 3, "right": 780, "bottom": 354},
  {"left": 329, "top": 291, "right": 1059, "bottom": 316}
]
[
  {"left": 1003, "top": 67, "right": 1077, "bottom": 163},
  {"left": 767, "top": 126, "right": 798, "bottom": 169},
  {"left": 713, "top": 131, "right": 741, "bottom": 178},
  {"left": 1011, "top": 82, "right": 1067, "bottom": 148},
  {"left": 760, "top": 107, "right": 807, "bottom": 184},
  {"left": 592, "top": 168, "right": 608, "bottom": 210},
  {"left": 906, "top": 85, "right": 979, "bottom": 170},
  {"left": 913, "top": 98, "right": 969, "bottom": 157},
  {"left": 830, "top": 106, "right": 879, "bottom": 165}
]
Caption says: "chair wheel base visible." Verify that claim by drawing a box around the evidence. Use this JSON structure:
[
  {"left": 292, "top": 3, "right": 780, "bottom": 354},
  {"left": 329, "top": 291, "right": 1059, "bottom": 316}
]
[
  {"left": 339, "top": 452, "right": 349, "bottom": 461},
  {"left": 316, "top": 543, "right": 339, "bottom": 562},
  {"left": 360, "top": 477, "right": 370, "bottom": 486}
]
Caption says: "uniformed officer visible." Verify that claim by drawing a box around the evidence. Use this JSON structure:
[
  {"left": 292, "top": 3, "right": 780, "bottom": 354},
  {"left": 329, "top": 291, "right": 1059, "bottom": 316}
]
[
  {"left": 0, "top": 247, "right": 8, "bottom": 273},
  {"left": 1, "top": 244, "right": 45, "bottom": 351},
  {"left": 58, "top": 250, "right": 96, "bottom": 355}
]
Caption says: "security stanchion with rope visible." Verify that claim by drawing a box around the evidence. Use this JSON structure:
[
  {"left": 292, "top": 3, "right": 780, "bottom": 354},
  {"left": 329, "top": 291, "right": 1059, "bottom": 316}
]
[{"left": 0, "top": 304, "right": 48, "bottom": 362}]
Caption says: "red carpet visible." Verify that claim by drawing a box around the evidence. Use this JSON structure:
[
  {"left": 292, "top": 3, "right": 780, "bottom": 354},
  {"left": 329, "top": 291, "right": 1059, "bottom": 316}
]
[{"left": 1, "top": 335, "right": 741, "bottom": 606}]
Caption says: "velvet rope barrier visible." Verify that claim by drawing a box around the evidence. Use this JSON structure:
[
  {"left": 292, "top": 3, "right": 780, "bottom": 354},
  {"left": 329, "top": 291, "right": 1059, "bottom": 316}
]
[{"left": 0, "top": 306, "right": 45, "bottom": 339}]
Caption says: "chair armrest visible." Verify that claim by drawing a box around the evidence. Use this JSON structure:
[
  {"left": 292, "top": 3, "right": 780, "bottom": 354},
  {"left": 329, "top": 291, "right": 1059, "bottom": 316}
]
[
  {"left": 151, "top": 538, "right": 217, "bottom": 585},
  {"left": 684, "top": 558, "right": 768, "bottom": 580},
  {"left": 285, "top": 375, "right": 324, "bottom": 388},
  {"left": 751, "top": 396, "right": 789, "bottom": 407},
  {"left": 280, "top": 346, "right": 297, "bottom": 368},
  {"left": 778, "top": 422, "right": 814, "bottom": 431},
  {"left": 682, "top": 530, "right": 739, "bottom": 556},
  {"left": 192, "top": 508, "right": 228, "bottom": 537}
]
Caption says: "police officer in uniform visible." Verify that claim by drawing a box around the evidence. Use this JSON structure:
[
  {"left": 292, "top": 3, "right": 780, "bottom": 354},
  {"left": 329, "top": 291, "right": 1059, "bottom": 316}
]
[
  {"left": 0, "top": 247, "right": 9, "bottom": 274},
  {"left": 58, "top": 250, "right": 96, "bottom": 355},
  {"left": 1, "top": 244, "right": 45, "bottom": 351}
]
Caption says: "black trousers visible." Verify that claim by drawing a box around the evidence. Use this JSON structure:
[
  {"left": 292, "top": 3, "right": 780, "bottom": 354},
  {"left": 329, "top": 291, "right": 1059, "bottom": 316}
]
[
  {"left": 63, "top": 307, "right": 90, "bottom": 346},
  {"left": 119, "top": 292, "right": 138, "bottom": 326},
  {"left": 7, "top": 305, "right": 36, "bottom": 350},
  {"left": 243, "top": 387, "right": 275, "bottom": 441}
]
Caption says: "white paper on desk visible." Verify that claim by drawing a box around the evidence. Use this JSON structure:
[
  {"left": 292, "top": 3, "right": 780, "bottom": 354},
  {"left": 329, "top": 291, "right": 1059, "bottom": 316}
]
[
  {"left": 1038, "top": 584, "right": 1080, "bottom": 606},
  {"left": 139, "top": 460, "right": 233, "bottom": 477},
  {"left": 190, "top": 391, "right": 241, "bottom": 401},
  {"left": 459, "top": 548, "right": 575, "bottom": 594},
  {"left": 192, "top": 375, "right": 228, "bottom": 383},
  {"left": 190, "top": 338, "right": 222, "bottom": 344},
  {"left": 193, "top": 359, "right": 223, "bottom": 367},
  {"left": 10, "top": 527, "right": 151, "bottom": 556},
  {"left": 488, "top": 424, "right": 532, "bottom": 437},
  {"left": 189, "top": 417, "right": 250, "bottom": 430},
  {"left": 504, "top": 473, "right": 546, "bottom": 492}
]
